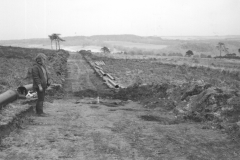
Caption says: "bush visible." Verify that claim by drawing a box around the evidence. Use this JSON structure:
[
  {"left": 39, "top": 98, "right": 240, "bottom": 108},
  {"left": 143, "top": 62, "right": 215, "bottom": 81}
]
[{"left": 186, "top": 50, "right": 194, "bottom": 57}]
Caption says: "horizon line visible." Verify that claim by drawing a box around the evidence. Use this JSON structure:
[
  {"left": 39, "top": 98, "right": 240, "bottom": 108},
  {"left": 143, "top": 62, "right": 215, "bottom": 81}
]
[{"left": 1, "top": 34, "right": 240, "bottom": 41}]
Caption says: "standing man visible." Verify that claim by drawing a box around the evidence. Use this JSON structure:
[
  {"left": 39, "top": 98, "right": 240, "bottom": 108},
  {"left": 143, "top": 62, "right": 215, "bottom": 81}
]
[{"left": 32, "top": 53, "right": 50, "bottom": 116}]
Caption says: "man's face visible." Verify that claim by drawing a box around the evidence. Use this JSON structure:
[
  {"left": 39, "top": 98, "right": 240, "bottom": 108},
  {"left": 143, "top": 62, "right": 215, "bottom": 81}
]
[{"left": 41, "top": 57, "right": 46, "bottom": 65}]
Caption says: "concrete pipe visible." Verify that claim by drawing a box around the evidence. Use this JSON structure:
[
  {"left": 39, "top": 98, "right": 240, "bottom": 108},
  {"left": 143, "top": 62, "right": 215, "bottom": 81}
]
[
  {"left": 99, "top": 70, "right": 106, "bottom": 76},
  {"left": 23, "top": 84, "right": 33, "bottom": 91},
  {"left": 106, "top": 73, "right": 115, "bottom": 80},
  {"left": 0, "top": 90, "right": 18, "bottom": 109},
  {"left": 108, "top": 79, "right": 119, "bottom": 88},
  {"left": 17, "top": 84, "right": 33, "bottom": 95},
  {"left": 95, "top": 65, "right": 103, "bottom": 70}
]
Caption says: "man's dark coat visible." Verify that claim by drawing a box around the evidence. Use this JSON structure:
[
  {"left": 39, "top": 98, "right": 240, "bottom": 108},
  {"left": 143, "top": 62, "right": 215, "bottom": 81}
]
[{"left": 32, "top": 63, "right": 49, "bottom": 91}]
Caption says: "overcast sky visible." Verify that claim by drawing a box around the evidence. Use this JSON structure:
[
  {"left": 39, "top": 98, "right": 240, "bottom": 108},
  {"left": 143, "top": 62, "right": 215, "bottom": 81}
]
[{"left": 0, "top": 0, "right": 240, "bottom": 40}]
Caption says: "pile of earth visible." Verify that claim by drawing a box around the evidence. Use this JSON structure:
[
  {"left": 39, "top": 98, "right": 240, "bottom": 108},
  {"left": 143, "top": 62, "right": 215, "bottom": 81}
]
[
  {"left": 121, "top": 82, "right": 240, "bottom": 138},
  {"left": 0, "top": 46, "right": 69, "bottom": 95},
  {"left": 171, "top": 83, "right": 240, "bottom": 137},
  {"left": 76, "top": 81, "right": 240, "bottom": 138}
]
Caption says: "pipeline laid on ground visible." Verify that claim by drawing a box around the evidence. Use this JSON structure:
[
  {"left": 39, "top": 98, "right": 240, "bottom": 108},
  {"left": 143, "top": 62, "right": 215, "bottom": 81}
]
[
  {"left": 0, "top": 90, "right": 18, "bottom": 109},
  {"left": 94, "top": 65, "right": 103, "bottom": 70},
  {"left": 82, "top": 54, "right": 123, "bottom": 89},
  {"left": 99, "top": 70, "right": 106, "bottom": 76},
  {"left": 106, "top": 73, "right": 115, "bottom": 80},
  {"left": 0, "top": 84, "right": 33, "bottom": 109},
  {"left": 108, "top": 79, "right": 119, "bottom": 88}
]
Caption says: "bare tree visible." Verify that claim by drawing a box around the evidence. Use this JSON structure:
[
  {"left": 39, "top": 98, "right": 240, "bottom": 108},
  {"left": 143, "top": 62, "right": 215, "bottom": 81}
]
[
  {"left": 56, "top": 36, "right": 65, "bottom": 50},
  {"left": 49, "top": 33, "right": 65, "bottom": 50},
  {"left": 48, "top": 35, "right": 54, "bottom": 49},
  {"left": 216, "top": 42, "right": 225, "bottom": 57}
]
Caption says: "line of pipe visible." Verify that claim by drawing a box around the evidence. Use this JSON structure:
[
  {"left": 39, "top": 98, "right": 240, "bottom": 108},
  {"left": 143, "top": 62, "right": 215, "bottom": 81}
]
[
  {"left": 0, "top": 90, "right": 18, "bottom": 109},
  {"left": 99, "top": 70, "right": 106, "bottom": 76},
  {"left": 95, "top": 69, "right": 103, "bottom": 77},
  {"left": 108, "top": 79, "right": 119, "bottom": 88},
  {"left": 0, "top": 84, "right": 33, "bottom": 109},
  {"left": 95, "top": 65, "right": 103, "bottom": 70},
  {"left": 82, "top": 55, "right": 123, "bottom": 89},
  {"left": 23, "top": 84, "right": 33, "bottom": 91},
  {"left": 106, "top": 73, "right": 115, "bottom": 80}
]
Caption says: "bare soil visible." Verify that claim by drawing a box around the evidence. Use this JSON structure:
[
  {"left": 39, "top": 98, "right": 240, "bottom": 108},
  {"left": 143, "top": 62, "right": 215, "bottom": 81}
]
[{"left": 0, "top": 52, "right": 240, "bottom": 160}]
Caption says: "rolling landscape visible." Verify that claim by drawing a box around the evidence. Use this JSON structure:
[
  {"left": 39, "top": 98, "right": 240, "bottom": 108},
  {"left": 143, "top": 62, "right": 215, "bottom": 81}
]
[
  {"left": 1, "top": 34, "right": 240, "bottom": 57},
  {"left": 1, "top": 0, "right": 240, "bottom": 159},
  {"left": 0, "top": 34, "right": 240, "bottom": 159}
]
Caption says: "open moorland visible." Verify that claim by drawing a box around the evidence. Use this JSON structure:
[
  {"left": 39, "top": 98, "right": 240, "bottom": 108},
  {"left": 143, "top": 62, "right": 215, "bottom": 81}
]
[
  {"left": 1, "top": 34, "right": 240, "bottom": 57},
  {"left": 0, "top": 36, "right": 240, "bottom": 159},
  {"left": 84, "top": 51, "right": 240, "bottom": 139}
]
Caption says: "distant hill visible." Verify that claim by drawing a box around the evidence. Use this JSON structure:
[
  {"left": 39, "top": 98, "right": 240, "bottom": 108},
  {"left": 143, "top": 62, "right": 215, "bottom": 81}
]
[
  {"left": 0, "top": 34, "right": 239, "bottom": 56},
  {"left": 89, "top": 34, "right": 164, "bottom": 43},
  {"left": 0, "top": 34, "right": 170, "bottom": 46}
]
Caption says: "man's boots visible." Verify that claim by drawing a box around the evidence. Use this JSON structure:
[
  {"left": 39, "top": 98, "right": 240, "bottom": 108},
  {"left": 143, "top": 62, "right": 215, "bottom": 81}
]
[{"left": 36, "top": 100, "right": 44, "bottom": 115}]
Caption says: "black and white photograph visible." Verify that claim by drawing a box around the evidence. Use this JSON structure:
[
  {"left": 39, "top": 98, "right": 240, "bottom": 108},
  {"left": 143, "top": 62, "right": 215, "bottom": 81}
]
[{"left": 0, "top": 0, "right": 240, "bottom": 159}]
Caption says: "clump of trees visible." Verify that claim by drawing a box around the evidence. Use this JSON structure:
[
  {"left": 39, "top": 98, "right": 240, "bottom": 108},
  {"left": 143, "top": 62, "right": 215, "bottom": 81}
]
[
  {"left": 48, "top": 33, "right": 65, "bottom": 50},
  {"left": 101, "top": 46, "right": 110, "bottom": 53}
]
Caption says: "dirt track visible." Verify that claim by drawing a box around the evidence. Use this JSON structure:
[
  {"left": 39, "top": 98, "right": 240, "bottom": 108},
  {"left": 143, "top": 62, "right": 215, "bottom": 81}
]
[{"left": 0, "top": 52, "right": 240, "bottom": 160}]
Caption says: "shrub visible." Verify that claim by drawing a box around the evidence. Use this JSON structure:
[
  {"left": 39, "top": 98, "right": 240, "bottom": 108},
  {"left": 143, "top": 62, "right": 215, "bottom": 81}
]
[{"left": 186, "top": 50, "right": 194, "bottom": 57}]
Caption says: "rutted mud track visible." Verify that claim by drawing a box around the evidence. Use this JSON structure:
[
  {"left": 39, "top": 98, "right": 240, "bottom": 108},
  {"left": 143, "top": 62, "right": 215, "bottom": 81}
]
[
  {"left": 0, "top": 52, "right": 240, "bottom": 160},
  {"left": 65, "top": 53, "right": 96, "bottom": 93}
]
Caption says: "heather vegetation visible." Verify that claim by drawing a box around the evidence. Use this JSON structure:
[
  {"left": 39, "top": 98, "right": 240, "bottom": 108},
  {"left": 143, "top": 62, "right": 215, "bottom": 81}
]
[{"left": 0, "top": 46, "right": 69, "bottom": 93}]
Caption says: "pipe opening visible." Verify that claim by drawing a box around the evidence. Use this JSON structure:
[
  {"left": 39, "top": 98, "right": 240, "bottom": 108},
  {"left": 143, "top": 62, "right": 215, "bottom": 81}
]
[{"left": 17, "top": 86, "right": 28, "bottom": 96}]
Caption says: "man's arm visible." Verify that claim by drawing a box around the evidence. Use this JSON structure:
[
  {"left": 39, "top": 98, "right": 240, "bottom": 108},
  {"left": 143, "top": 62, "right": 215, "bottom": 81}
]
[{"left": 32, "top": 66, "right": 43, "bottom": 91}]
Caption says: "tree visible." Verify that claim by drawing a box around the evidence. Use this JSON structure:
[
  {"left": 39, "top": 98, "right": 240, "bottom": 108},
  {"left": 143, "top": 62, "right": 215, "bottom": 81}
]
[
  {"left": 48, "top": 33, "right": 65, "bottom": 50},
  {"left": 101, "top": 46, "right": 110, "bottom": 53},
  {"left": 186, "top": 50, "right": 194, "bottom": 57},
  {"left": 216, "top": 42, "right": 225, "bottom": 57},
  {"left": 56, "top": 36, "right": 65, "bottom": 50},
  {"left": 48, "top": 35, "right": 54, "bottom": 49}
]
